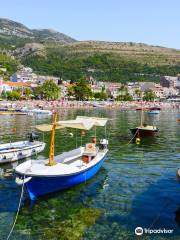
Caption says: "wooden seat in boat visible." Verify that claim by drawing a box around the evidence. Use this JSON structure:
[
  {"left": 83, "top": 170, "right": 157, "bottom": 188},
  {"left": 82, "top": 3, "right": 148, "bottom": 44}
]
[{"left": 55, "top": 147, "right": 84, "bottom": 163}]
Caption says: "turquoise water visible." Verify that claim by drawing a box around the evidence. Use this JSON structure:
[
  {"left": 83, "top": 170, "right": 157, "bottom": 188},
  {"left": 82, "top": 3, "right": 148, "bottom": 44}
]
[{"left": 0, "top": 109, "right": 180, "bottom": 240}]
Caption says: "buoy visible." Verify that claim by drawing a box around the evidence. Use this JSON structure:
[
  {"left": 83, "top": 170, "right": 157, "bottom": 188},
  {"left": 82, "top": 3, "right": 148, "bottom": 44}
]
[
  {"left": 11, "top": 128, "right": 16, "bottom": 134},
  {"left": 136, "top": 137, "right": 141, "bottom": 144},
  {"left": 81, "top": 131, "right": 86, "bottom": 136}
]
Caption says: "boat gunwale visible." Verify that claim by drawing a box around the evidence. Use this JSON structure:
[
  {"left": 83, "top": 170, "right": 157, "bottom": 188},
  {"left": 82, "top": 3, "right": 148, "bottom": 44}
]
[
  {"left": 0, "top": 142, "right": 45, "bottom": 154},
  {"left": 15, "top": 149, "right": 108, "bottom": 178},
  {"left": 130, "top": 127, "right": 159, "bottom": 132}
]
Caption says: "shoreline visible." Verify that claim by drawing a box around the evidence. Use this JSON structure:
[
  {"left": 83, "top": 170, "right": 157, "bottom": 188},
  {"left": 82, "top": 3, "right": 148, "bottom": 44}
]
[{"left": 0, "top": 100, "right": 179, "bottom": 111}]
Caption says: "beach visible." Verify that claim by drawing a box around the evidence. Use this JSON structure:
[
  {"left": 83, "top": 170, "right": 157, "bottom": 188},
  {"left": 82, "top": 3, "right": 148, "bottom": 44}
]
[{"left": 0, "top": 100, "right": 179, "bottom": 111}]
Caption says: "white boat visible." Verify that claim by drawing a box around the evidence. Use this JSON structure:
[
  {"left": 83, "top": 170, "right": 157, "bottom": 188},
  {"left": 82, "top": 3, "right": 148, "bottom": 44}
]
[
  {"left": 0, "top": 134, "right": 45, "bottom": 164},
  {"left": 15, "top": 115, "right": 109, "bottom": 200},
  {"left": 31, "top": 109, "right": 52, "bottom": 115},
  {"left": 20, "top": 108, "right": 52, "bottom": 115}
]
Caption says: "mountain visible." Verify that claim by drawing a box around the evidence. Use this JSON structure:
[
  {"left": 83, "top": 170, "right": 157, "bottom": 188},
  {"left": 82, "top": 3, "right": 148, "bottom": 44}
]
[
  {"left": 32, "top": 29, "right": 75, "bottom": 43},
  {"left": 1, "top": 18, "right": 180, "bottom": 84},
  {"left": 0, "top": 18, "right": 33, "bottom": 38},
  {"left": 0, "top": 18, "right": 76, "bottom": 47}
]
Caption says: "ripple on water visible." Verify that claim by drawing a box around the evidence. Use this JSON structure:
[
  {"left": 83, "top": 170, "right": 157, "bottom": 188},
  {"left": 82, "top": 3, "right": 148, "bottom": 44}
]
[{"left": 0, "top": 109, "right": 180, "bottom": 239}]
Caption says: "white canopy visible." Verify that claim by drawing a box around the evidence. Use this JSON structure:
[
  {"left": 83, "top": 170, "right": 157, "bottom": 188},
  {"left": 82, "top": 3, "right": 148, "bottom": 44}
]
[
  {"left": 57, "top": 119, "right": 94, "bottom": 130},
  {"left": 76, "top": 116, "right": 108, "bottom": 127},
  {"left": 36, "top": 116, "right": 108, "bottom": 132},
  {"left": 36, "top": 124, "right": 63, "bottom": 132}
]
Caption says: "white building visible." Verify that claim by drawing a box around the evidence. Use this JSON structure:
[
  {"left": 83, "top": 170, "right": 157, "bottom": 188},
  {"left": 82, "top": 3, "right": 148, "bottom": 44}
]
[
  {"left": 163, "top": 87, "right": 179, "bottom": 98},
  {"left": 36, "top": 75, "right": 60, "bottom": 85},
  {"left": 0, "top": 77, "right": 10, "bottom": 92},
  {"left": 11, "top": 67, "right": 37, "bottom": 83},
  {"left": 11, "top": 66, "right": 60, "bottom": 85},
  {"left": 0, "top": 79, "right": 32, "bottom": 93},
  {"left": 160, "top": 76, "right": 180, "bottom": 88}
]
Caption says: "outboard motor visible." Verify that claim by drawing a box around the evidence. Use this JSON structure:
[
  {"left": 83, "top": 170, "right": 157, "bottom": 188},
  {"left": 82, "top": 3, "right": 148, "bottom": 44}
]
[
  {"left": 99, "top": 139, "right": 109, "bottom": 150},
  {"left": 29, "top": 132, "right": 39, "bottom": 142}
]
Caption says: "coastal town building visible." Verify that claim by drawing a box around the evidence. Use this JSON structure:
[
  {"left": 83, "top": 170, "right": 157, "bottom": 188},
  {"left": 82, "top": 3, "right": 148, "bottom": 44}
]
[
  {"left": 91, "top": 84, "right": 104, "bottom": 93},
  {"left": 10, "top": 66, "right": 60, "bottom": 85},
  {"left": 104, "top": 82, "right": 122, "bottom": 98},
  {"left": 36, "top": 75, "right": 60, "bottom": 85},
  {"left": 2, "top": 66, "right": 180, "bottom": 101},
  {"left": 0, "top": 80, "right": 32, "bottom": 93},
  {"left": 11, "top": 67, "right": 37, "bottom": 83},
  {"left": 160, "top": 76, "right": 180, "bottom": 88},
  {"left": 89, "top": 81, "right": 122, "bottom": 98}
]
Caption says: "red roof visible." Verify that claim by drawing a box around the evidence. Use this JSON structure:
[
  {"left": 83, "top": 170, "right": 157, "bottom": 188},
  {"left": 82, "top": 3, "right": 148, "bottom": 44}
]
[{"left": 4, "top": 82, "right": 31, "bottom": 87}]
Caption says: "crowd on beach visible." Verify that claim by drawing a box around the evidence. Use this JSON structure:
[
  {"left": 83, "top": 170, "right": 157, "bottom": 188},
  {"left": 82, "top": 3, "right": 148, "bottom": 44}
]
[{"left": 0, "top": 100, "right": 179, "bottom": 111}]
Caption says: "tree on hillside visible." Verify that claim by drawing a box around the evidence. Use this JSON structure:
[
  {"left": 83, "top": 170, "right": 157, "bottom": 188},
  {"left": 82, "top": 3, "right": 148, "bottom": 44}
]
[
  {"left": 67, "top": 78, "right": 92, "bottom": 100},
  {"left": 34, "top": 80, "right": 60, "bottom": 100},
  {"left": 143, "top": 91, "right": 156, "bottom": 102}
]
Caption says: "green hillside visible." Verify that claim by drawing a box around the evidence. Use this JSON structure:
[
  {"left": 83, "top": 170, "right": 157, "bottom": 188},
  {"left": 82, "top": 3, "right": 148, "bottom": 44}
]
[
  {"left": 1, "top": 18, "right": 180, "bottom": 83},
  {"left": 0, "top": 53, "right": 18, "bottom": 80},
  {"left": 22, "top": 43, "right": 180, "bottom": 82}
]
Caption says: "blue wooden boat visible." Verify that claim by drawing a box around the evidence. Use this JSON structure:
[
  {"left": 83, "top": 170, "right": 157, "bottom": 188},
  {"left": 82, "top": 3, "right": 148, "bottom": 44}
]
[
  {"left": 147, "top": 107, "right": 161, "bottom": 114},
  {"left": 15, "top": 115, "right": 109, "bottom": 200}
]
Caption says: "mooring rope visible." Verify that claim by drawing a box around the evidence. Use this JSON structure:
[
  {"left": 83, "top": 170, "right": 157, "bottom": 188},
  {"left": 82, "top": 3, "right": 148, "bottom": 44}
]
[
  {"left": 127, "top": 128, "right": 139, "bottom": 145},
  {"left": 7, "top": 174, "right": 25, "bottom": 240}
]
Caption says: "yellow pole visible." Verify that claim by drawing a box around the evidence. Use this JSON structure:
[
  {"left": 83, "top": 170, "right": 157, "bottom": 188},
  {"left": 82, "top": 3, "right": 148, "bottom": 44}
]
[
  {"left": 140, "top": 92, "right": 143, "bottom": 127},
  {"left": 47, "top": 112, "right": 58, "bottom": 166}
]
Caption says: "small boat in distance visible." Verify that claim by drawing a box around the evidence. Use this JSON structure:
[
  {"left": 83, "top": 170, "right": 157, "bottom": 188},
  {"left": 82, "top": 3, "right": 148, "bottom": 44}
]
[
  {"left": 136, "top": 108, "right": 148, "bottom": 111},
  {"left": 130, "top": 124, "right": 159, "bottom": 137},
  {"left": 130, "top": 100, "right": 159, "bottom": 138},
  {"left": 147, "top": 107, "right": 161, "bottom": 114},
  {"left": 0, "top": 132, "right": 45, "bottom": 164},
  {"left": 19, "top": 108, "right": 52, "bottom": 116},
  {"left": 15, "top": 114, "right": 109, "bottom": 200}
]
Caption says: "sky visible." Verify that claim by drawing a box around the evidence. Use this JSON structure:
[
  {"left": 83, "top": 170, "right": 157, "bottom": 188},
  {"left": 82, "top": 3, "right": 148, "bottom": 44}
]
[{"left": 0, "top": 0, "right": 180, "bottom": 49}]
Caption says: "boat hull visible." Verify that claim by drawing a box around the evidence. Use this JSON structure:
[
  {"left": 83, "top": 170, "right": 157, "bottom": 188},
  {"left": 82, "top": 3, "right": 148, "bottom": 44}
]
[
  {"left": 130, "top": 128, "right": 158, "bottom": 137},
  {"left": 147, "top": 110, "right": 160, "bottom": 114},
  {"left": 0, "top": 141, "right": 45, "bottom": 164},
  {"left": 25, "top": 154, "right": 107, "bottom": 200}
]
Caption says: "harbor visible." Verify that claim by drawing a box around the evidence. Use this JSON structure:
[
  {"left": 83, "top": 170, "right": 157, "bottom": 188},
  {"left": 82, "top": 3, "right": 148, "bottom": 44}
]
[
  {"left": 0, "top": 108, "right": 180, "bottom": 239},
  {"left": 1, "top": 1, "right": 180, "bottom": 238}
]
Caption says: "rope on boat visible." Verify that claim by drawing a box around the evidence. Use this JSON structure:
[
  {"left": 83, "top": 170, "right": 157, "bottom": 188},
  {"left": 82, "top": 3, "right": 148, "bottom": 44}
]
[
  {"left": 127, "top": 128, "right": 139, "bottom": 145},
  {"left": 7, "top": 174, "right": 25, "bottom": 240}
]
